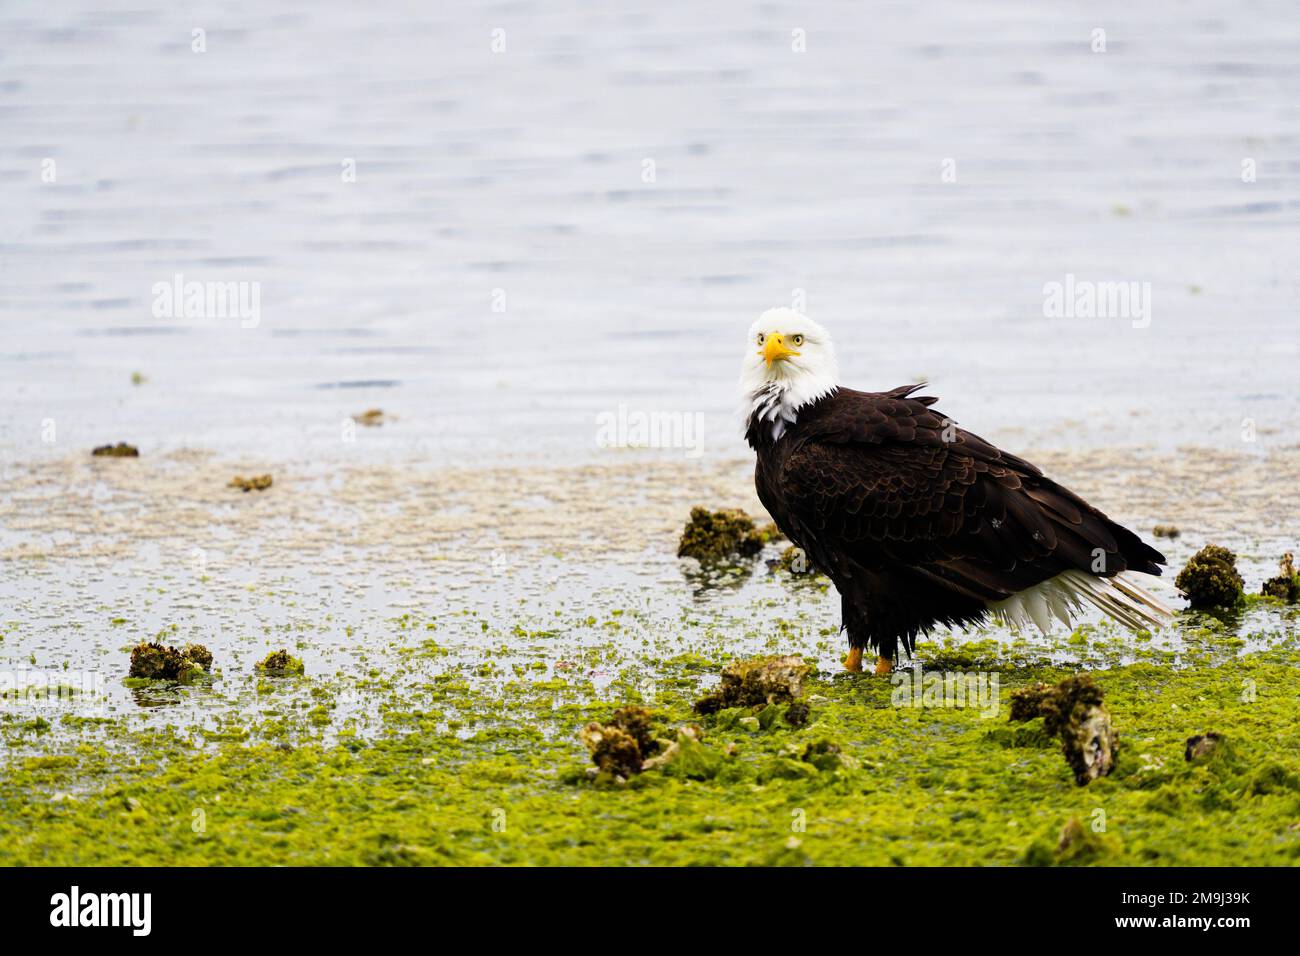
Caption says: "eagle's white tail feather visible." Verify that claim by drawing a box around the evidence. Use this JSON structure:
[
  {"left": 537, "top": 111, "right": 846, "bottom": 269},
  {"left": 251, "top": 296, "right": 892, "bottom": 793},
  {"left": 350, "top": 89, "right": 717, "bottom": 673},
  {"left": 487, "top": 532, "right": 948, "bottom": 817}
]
[
  {"left": 1046, "top": 588, "right": 1076, "bottom": 630},
  {"left": 991, "top": 570, "right": 1173, "bottom": 635},
  {"left": 1110, "top": 575, "right": 1176, "bottom": 623},
  {"left": 1025, "top": 587, "right": 1051, "bottom": 634}
]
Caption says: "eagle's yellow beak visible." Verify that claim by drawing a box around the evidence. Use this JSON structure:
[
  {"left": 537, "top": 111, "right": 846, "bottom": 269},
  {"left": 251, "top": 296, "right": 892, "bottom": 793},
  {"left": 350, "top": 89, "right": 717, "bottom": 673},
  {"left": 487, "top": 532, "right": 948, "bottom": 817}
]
[{"left": 762, "top": 333, "right": 799, "bottom": 368}]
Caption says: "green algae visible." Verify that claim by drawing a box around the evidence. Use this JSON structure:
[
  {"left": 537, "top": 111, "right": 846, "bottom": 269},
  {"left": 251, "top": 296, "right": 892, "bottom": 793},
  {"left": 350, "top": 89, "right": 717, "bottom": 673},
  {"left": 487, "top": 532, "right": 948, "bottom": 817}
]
[
  {"left": 3, "top": 634, "right": 1300, "bottom": 866},
  {"left": 640, "top": 725, "right": 728, "bottom": 781}
]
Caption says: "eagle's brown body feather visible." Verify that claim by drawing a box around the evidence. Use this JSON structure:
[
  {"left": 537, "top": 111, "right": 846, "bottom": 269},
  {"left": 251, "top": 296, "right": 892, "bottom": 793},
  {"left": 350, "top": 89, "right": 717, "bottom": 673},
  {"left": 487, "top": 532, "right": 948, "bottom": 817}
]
[{"left": 746, "top": 384, "right": 1165, "bottom": 661}]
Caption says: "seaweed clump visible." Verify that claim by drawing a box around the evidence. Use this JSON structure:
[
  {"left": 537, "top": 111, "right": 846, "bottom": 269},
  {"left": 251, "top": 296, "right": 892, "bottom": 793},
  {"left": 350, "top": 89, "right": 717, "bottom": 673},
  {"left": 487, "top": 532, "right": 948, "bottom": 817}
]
[
  {"left": 1261, "top": 552, "right": 1300, "bottom": 602},
  {"left": 581, "top": 718, "right": 650, "bottom": 780},
  {"left": 1010, "top": 675, "right": 1117, "bottom": 785},
  {"left": 677, "top": 507, "right": 765, "bottom": 563},
  {"left": 799, "top": 740, "right": 859, "bottom": 773},
  {"left": 257, "top": 650, "right": 304, "bottom": 676},
  {"left": 641, "top": 725, "right": 726, "bottom": 780},
  {"left": 694, "top": 655, "right": 810, "bottom": 715},
  {"left": 1007, "top": 682, "right": 1055, "bottom": 722},
  {"left": 92, "top": 443, "right": 139, "bottom": 458},
  {"left": 1023, "top": 814, "right": 1123, "bottom": 866},
  {"left": 128, "top": 642, "right": 209, "bottom": 682},
  {"left": 352, "top": 408, "right": 386, "bottom": 427},
  {"left": 1185, "top": 731, "right": 1233, "bottom": 764},
  {"left": 1152, "top": 524, "right": 1180, "bottom": 539},
  {"left": 757, "top": 739, "right": 859, "bottom": 783},
  {"left": 1174, "top": 544, "right": 1245, "bottom": 609},
  {"left": 182, "top": 643, "right": 213, "bottom": 670},
  {"left": 581, "top": 707, "right": 732, "bottom": 783},
  {"left": 229, "top": 474, "right": 273, "bottom": 493},
  {"left": 782, "top": 700, "right": 811, "bottom": 728},
  {"left": 580, "top": 706, "right": 662, "bottom": 779}
]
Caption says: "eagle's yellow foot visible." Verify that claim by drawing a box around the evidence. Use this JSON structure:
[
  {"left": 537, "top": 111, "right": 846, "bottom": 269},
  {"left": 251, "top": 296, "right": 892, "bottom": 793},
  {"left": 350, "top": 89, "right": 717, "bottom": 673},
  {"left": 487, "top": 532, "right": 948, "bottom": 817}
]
[
  {"left": 874, "top": 656, "right": 892, "bottom": 676},
  {"left": 843, "top": 647, "right": 863, "bottom": 673}
]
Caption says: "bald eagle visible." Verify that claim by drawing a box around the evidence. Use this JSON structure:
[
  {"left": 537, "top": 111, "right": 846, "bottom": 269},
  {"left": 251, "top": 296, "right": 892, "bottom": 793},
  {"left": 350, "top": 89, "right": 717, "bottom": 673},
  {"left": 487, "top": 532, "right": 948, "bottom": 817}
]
[{"left": 742, "top": 308, "right": 1172, "bottom": 674}]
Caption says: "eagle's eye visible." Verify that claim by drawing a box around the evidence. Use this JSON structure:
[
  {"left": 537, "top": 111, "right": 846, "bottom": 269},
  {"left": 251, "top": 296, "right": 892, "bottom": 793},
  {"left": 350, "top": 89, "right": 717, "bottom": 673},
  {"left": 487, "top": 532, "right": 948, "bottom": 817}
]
[
  {"left": 792, "top": 334, "right": 804, "bottom": 347},
  {"left": 756, "top": 332, "right": 766, "bottom": 346}
]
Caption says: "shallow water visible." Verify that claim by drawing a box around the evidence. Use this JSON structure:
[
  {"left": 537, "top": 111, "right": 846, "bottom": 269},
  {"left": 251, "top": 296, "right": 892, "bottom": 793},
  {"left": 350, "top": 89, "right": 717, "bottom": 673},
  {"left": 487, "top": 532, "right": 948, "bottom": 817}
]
[
  {"left": 0, "top": 445, "right": 1296, "bottom": 750},
  {"left": 2, "top": 0, "right": 1298, "bottom": 465}
]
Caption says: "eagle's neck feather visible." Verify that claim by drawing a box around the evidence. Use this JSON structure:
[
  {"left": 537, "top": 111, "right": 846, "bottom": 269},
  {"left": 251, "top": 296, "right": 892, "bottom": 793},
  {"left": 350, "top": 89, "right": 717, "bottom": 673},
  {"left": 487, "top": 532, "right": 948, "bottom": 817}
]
[{"left": 746, "top": 378, "right": 839, "bottom": 440}]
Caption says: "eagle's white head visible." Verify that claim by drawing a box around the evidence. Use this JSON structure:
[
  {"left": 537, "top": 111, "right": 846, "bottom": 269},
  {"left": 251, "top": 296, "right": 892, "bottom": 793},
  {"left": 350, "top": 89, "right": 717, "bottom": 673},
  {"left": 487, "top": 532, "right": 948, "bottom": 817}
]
[{"left": 740, "top": 308, "right": 840, "bottom": 435}]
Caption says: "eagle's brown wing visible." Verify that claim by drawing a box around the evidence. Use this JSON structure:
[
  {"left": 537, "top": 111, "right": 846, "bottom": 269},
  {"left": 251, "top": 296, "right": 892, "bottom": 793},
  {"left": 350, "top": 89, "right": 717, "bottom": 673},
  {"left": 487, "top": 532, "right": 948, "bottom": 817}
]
[{"left": 778, "top": 385, "right": 1164, "bottom": 604}]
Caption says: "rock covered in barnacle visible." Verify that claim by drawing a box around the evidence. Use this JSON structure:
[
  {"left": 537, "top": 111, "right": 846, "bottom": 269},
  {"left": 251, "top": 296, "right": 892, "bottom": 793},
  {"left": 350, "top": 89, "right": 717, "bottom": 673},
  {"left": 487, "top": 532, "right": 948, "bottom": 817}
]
[
  {"left": 580, "top": 706, "right": 663, "bottom": 780},
  {"left": 92, "top": 442, "right": 139, "bottom": 458},
  {"left": 676, "top": 507, "right": 766, "bottom": 563},
  {"left": 1008, "top": 682, "right": 1055, "bottom": 722},
  {"left": 128, "top": 642, "right": 209, "bottom": 681},
  {"left": 580, "top": 708, "right": 729, "bottom": 783},
  {"left": 1041, "top": 676, "right": 1118, "bottom": 785},
  {"left": 1261, "top": 552, "right": 1300, "bottom": 602},
  {"left": 1174, "top": 544, "right": 1244, "bottom": 609},
  {"left": 181, "top": 643, "right": 213, "bottom": 670},
  {"left": 581, "top": 723, "right": 644, "bottom": 780},
  {"left": 257, "top": 649, "right": 303, "bottom": 676},
  {"left": 1009, "top": 675, "right": 1117, "bottom": 785},
  {"left": 694, "top": 655, "right": 810, "bottom": 714},
  {"left": 229, "top": 474, "right": 274, "bottom": 493}
]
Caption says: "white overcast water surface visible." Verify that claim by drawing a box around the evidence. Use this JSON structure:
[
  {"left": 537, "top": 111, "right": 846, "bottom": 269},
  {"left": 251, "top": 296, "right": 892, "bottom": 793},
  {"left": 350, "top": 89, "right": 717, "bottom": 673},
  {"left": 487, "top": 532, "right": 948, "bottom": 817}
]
[{"left": 1, "top": 0, "right": 1298, "bottom": 465}]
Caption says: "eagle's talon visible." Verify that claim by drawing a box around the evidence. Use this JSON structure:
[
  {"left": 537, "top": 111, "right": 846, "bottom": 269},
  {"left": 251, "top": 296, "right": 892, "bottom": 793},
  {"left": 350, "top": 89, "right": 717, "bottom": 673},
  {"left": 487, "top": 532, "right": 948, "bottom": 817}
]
[
  {"left": 844, "top": 647, "right": 863, "bottom": 673},
  {"left": 874, "top": 656, "right": 892, "bottom": 676}
]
